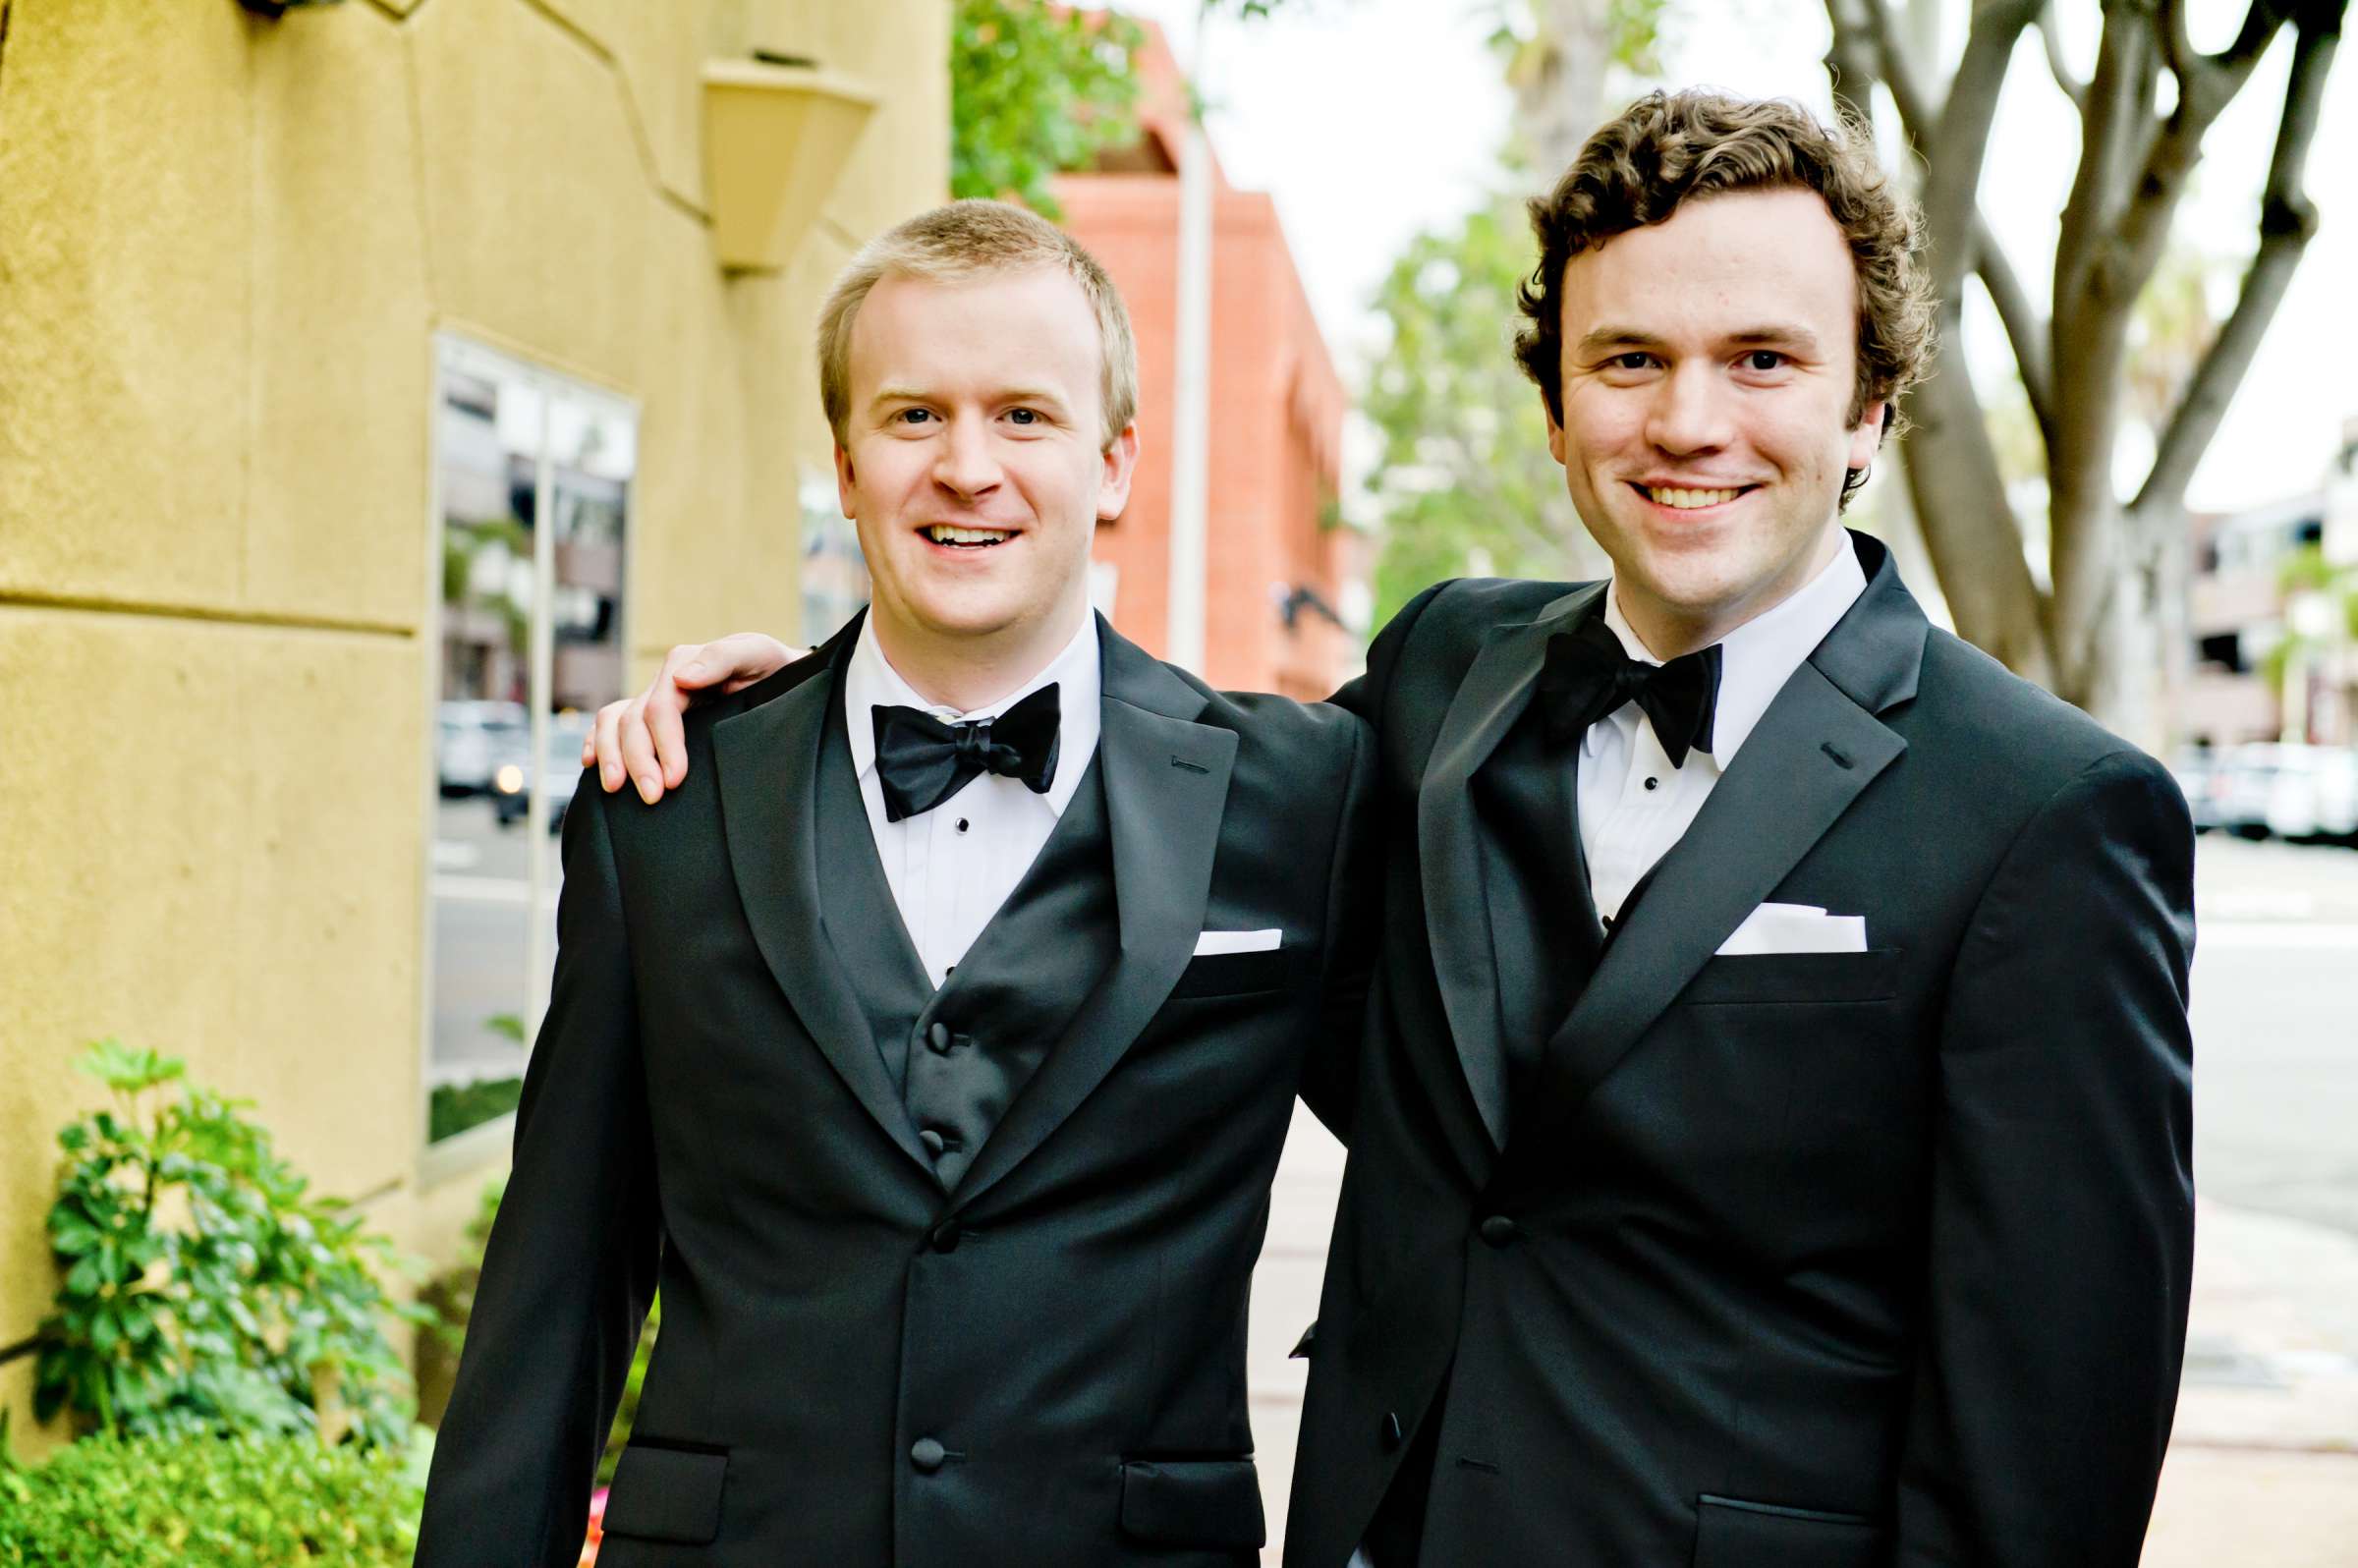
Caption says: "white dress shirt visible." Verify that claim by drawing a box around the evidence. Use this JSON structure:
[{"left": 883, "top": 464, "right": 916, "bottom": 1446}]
[
  {"left": 1577, "top": 540, "right": 1868, "bottom": 920},
  {"left": 843, "top": 612, "right": 1101, "bottom": 987}
]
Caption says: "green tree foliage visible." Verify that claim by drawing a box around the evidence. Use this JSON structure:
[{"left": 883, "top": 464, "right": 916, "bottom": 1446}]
[
  {"left": 1366, "top": 200, "right": 1602, "bottom": 627},
  {"left": 950, "top": 1, "right": 1148, "bottom": 218},
  {"left": 33, "top": 1040, "right": 425, "bottom": 1450},
  {"left": 949, "top": 1, "right": 1294, "bottom": 218}
]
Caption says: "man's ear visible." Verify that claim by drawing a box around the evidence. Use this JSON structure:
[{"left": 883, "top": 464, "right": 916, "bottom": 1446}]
[
  {"left": 1096, "top": 422, "right": 1141, "bottom": 522},
  {"left": 833, "top": 441, "right": 857, "bottom": 519},
  {"left": 1846, "top": 401, "right": 1888, "bottom": 472},
  {"left": 1544, "top": 400, "right": 1568, "bottom": 468}
]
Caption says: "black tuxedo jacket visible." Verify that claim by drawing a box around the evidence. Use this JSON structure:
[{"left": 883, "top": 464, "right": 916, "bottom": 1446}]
[
  {"left": 1285, "top": 536, "right": 2196, "bottom": 1568},
  {"left": 415, "top": 614, "right": 1376, "bottom": 1568}
]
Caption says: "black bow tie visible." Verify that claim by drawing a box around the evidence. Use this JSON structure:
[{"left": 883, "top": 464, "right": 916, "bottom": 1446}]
[
  {"left": 1540, "top": 615, "right": 1723, "bottom": 768},
  {"left": 871, "top": 683, "right": 1062, "bottom": 822}
]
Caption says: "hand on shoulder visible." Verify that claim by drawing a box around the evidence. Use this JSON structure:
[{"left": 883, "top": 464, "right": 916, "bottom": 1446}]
[{"left": 584, "top": 633, "right": 804, "bottom": 802}]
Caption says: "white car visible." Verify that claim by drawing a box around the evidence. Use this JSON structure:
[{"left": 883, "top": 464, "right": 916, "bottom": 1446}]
[
  {"left": 436, "top": 700, "right": 528, "bottom": 797},
  {"left": 491, "top": 712, "right": 595, "bottom": 831},
  {"left": 2264, "top": 745, "right": 2358, "bottom": 844}
]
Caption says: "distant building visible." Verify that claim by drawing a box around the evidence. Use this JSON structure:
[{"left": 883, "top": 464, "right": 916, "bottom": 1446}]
[
  {"left": 2182, "top": 418, "right": 2358, "bottom": 746},
  {"left": 1056, "top": 23, "right": 1366, "bottom": 700}
]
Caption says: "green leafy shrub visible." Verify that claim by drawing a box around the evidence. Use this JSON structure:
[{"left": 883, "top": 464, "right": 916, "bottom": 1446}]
[
  {"left": 33, "top": 1040, "right": 425, "bottom": 1449},
  {"left": 426, "top": 1077, "right": 523, "bottom": 1143},
  {"left": 0, "top": 1429, "right": 422, "bottom": 1567}
]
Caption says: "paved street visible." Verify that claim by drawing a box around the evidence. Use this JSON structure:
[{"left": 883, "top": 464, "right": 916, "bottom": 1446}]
[
  {"left": 428, "top": 798, "right": 553, "bottom": 1089},
  {"left": 1244, "top": 832, "right": 2358, "bottom": 1564}
]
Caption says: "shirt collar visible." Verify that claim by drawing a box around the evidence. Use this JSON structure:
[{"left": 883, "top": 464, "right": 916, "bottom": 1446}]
[
  {"left": 844, "top": 609, "right": 1101, "bottom": 813},
  {"left": 1594, "top": 533, "right": 1868, "bottom": 764}
]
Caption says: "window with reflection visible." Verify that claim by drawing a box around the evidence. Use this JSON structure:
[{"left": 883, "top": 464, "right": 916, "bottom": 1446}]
[{"left": 427, "top": 336, "right": 637, "bottom": 1146}]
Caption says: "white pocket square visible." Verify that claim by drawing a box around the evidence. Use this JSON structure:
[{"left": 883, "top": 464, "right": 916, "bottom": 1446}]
[
  {"left": 1193, "top": 927, "right": 1281, "bottom": 956},
  {"left": 1714, "top": 902, "right": 1868, "bottom": 956}
]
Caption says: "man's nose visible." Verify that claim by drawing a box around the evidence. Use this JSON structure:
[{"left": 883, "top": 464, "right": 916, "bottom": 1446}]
[
  {"left": 931, "top": 419, "right": 1001, "bottom": 498},
  {"left": 1645, "top": 363, "right": 1734, "bottom": 455}
]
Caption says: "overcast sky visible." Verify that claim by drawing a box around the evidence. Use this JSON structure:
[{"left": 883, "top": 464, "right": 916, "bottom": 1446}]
[{"left": 1110, "top": 0, "right": 2357, "bottom": 515}]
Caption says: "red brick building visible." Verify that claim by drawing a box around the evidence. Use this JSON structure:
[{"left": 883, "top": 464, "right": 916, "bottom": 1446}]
[{"left": 1058, "top": 25, "right": 1363, "bottom": 700}]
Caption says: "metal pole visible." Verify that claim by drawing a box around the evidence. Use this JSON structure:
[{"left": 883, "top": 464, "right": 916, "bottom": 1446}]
[{"left": 1165, "top": 1, "right": 1214, "bottom": 674}]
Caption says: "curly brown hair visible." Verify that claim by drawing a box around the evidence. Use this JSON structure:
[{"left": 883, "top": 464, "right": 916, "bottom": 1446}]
[{"left": 1514, "top": 91, "right": 1935, "bottom": 504}]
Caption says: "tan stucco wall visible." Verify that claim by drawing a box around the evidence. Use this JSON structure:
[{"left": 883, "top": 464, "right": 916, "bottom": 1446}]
[{"left": 0, "top": 0, "right": 946, "bottom": 1451}]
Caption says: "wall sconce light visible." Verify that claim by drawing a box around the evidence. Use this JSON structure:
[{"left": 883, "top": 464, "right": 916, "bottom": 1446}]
[{"left": 702, "top": 55, "right": 880, "bottom": 272}]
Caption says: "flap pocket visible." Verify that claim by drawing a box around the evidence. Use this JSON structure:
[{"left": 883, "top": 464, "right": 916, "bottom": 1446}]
[
  {"left": 1118, "top": 1457, "right": 1266, "bottom": 1550},
  {"left": 1168, "top": 946, "right": 1295, "bottom": 1000},
  {"left": 1678, "top": 947, "right": 1902, "bottom": 1008},
  {"left": 1693, "top": 1494, "right": 1881, "bottom": 1568},
  {"left": 601, "top": 1441, "right": 729, "bottom": 1545}
]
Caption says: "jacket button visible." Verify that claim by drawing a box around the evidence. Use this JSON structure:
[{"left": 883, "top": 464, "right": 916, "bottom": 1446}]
[
  {"left": 1478, "top": 1214, "right": 1520, "bottom": 1249},
  {"left": 1381, "top": 1411, "right": 1404, "bottom": 1451},
  {"left": 928, "top": 1219, "right": 961, "bottom": 1254},
  {"left": 918, "top": 1129, "right": 946, "bottom": 1157},
  {"left": 910, "top": 1437, "right": 946, "bottom": 1473},
  {"left": 926, "top": 1022, "right": 953, "bottom": 1053}
]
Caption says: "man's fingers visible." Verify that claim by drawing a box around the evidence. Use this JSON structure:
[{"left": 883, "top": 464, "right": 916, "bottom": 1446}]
[
  {"left": 704, "top": 632, "right": 799, "bottom": 695},
  {"left": 592, "top": 700, "right": 631, "bottom": 794},
  {"left": 618, "top": 693, "right": 665, "bottom": 804}
]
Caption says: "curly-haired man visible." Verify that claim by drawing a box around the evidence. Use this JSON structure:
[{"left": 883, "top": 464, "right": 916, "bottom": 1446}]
[{"left": 1291, "top": 90, "right": 2191, "bottom": 1568}]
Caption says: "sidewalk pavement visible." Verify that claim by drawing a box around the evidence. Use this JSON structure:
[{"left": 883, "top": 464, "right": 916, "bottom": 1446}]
[
  {"left": 1243, "top": 1115, "right": 2358, "bottom": 1566},
  {"left": 2145, "top": 1198, "right": 2358, "bottom": 1566}
]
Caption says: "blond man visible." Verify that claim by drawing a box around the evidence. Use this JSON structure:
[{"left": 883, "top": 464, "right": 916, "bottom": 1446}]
[{"left": 417, "top": 200, "right": 1376, "bottom": 1568}]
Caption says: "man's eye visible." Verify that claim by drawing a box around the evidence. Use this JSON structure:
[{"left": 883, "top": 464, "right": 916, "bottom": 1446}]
[
  {"left": 1744, "top": 350, "right": 1786, "bottom": 371},
  {"left": 896, "top": 408, "right": 933, "bottom": 425},
  {"left": 1613, "top": 353, "right": 1656, "bottom": 371},
  {"left": 1007, "top": 408, "right": 1039, "bottom": 425}
]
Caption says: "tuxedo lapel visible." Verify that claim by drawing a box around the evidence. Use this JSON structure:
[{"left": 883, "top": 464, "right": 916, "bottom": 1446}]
[
  {"left": 947, "top": 620, "right": 1236, "bottom": 1210},
  {"left": 711, "top": 625, "right": 934, "bottom": 1174},
  {"left": 1521, "top": 542, "right": 1928, "bottom": 1138},
  {"left": 1417, "top": 583, "right": 1604, "bottom": 1153}
]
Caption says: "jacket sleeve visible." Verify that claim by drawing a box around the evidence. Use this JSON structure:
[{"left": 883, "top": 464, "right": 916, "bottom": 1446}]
[
  {"left": 1299, "top": 711, "right": 1379, "bottom": 1143},
  {"left": 1302, "top": 581, "right": 1451, "bottom": 1138},
  {"left": 1893, "top": 749, "right": 2196, "bottom": 1567},
  {"left": 415, "top": 780, "right": 662, "bottom": 1568}
]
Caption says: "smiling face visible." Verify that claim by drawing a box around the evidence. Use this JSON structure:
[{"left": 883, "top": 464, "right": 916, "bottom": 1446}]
[
  {"left": 835, "top": 265, "right": 1138, "bottom": 696},
  {"left": 1546, "top": 187, "right": 1884, "bottom": 656}
]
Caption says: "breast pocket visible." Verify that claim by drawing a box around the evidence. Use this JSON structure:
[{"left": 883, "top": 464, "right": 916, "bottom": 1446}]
[
  {"left": 1677, "top": 947, "right": 1903, "bottom": 1008},
  {"left": 1167, "top": 945, "right": 1300, "bottom": 1001}
]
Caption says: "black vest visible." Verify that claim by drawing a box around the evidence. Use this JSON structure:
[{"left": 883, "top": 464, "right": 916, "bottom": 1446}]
[{"left": 813, "top": 687, "right": 1120, "bottom": 1192}]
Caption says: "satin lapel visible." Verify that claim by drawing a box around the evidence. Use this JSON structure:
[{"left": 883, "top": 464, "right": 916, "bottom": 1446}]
[
  {"left": 1523, "top": 658, "right": 1904, "bottom": 1138},
  {"left": 712, "top": 642, "right": 932, "bottom": 1173},
  {"left": 1416, "top": 583, "right": 1603, "bottom": 1152},
  {"left": 947, "top": 624, "right": 1235, "bottom": 1210}
]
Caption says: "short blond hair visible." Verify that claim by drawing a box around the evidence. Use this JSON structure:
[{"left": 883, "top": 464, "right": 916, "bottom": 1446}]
[{"left": 817, "top": 199, "right": 1139, "bottom": 449}]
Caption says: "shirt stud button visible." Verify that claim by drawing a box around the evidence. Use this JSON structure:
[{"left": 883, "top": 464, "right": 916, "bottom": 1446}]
[
  {"left": 956, "top": 818, "right": 970, "bottom": 833},
  {"left": 1644, "top": 776, "right": 1659, "bottom": 791}
]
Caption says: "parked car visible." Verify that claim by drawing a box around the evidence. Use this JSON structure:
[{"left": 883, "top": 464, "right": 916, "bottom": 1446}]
[
  {"left": 2215, "top": 743, "right": 2289, "bottom": 839},
  {"left": 491, "top": 713, "right": 594, "bottom": 832},
  {"left": 2168, "top": 748, "right": 2225, "bottom": 834},
  {"left": 436, "top": 700, "right": 527, "bottom": 797},
  {"left": 2265, "top": 745, "right": 2358, "bottom": 844}
]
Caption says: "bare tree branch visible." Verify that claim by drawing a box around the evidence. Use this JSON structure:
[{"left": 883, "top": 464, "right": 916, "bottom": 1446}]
[
  {"left": 1916, "top": 0, "right": 2042, "bottom": 302},
  {"left": 2055, "top": 5, "right": 2160, "bottom": 306},
  {"left": 1975, "top": 218, "right": 2055, "bottom": 447},
  {"left": 2040, "top": 1, "right": 2089, "bottom": 109},
  {"left": 2159, "top": 0, "right": 2201, "bottom": 86},
  {"left": 2135, "top": 7, "right": 2340, "bottom": 518}
]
